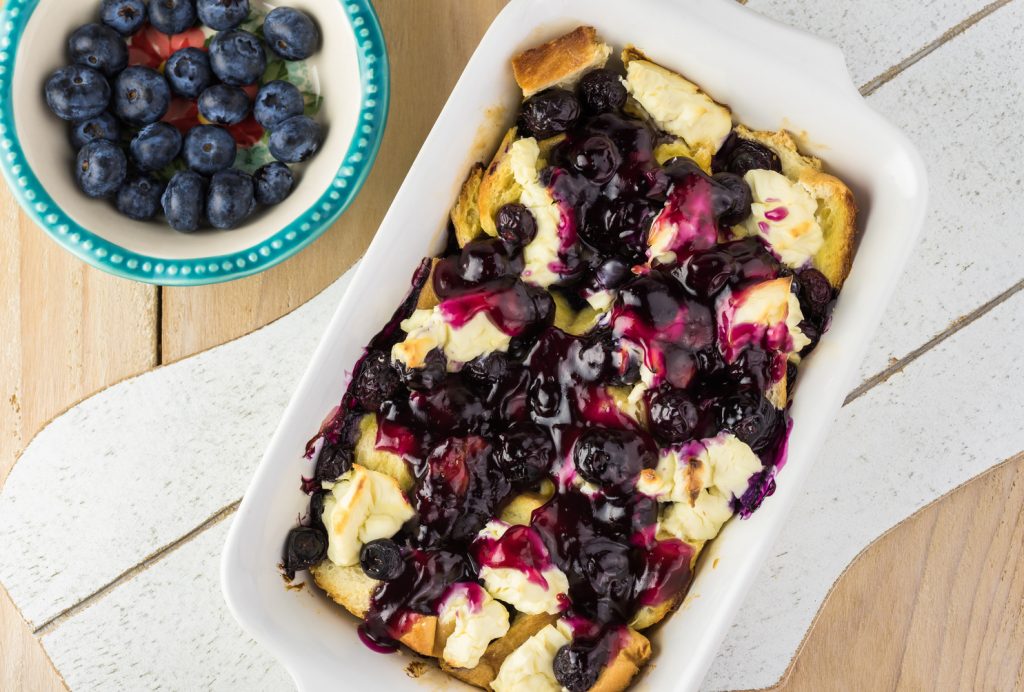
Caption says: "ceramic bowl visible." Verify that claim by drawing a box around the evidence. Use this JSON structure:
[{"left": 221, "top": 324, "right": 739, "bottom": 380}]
[
  {"left": 0, "top": 0, "right": 388, "bottom": 285},
  {"left": 222, "top": 0, "right": 928, "bottom": 689}
]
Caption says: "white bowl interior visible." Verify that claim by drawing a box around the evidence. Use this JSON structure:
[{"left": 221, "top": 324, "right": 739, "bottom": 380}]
[
  {"left": 13, "top": 0, "right": 361, "bottom": 261},
  {"left": 222, "top": 0, "right": 927, "bottom": 690}
]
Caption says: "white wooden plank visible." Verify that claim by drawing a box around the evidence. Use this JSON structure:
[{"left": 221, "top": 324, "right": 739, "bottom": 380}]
[
  {"left": 746, "top": 0, "right": 995, "bottom": 87},
  {"left": 0, "top": 269, "right": 355, "bottom": 627},
  {"left": 854, "top": 0, "right": 1024, "bottom": 380},
  {"left": 40, "top": 519, "right": 293, "bottom": 691},
  {"left": 703, "top": 282, "right": 1024, "bottom": 689}
]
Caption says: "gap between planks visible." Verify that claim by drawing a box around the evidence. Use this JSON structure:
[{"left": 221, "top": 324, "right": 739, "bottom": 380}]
[{"left": 36, "top": 0, "right": 1024, "bottom": 638}]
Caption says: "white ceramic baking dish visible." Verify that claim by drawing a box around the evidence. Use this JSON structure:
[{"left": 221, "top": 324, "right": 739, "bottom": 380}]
[{"left": 221, "top": 0, "right": 928, "bottom": 689}]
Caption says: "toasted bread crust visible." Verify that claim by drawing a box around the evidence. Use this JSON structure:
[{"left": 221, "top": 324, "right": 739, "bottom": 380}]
[
  {"left": 452, "top": 163, "right": 486, "bottom": 247},
  {"left": 735, "top": 126, "right": 858, "bottom": 287},
  {"left": 591, "top": 629, "right": 652, "bottom": 692},
  {"left": 512, "top": 26, "right": 611, "bottom": 97},
  {"left": 477, "top": 127, "right": 522, "bottom": 238},
  {"left": 415, "top": 258, "right": 442, "bottom": 311}
]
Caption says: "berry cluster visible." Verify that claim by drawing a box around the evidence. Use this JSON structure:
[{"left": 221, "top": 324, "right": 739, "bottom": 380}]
[{"left": 44, "top": 0, "right": 323, "bottom": 232}]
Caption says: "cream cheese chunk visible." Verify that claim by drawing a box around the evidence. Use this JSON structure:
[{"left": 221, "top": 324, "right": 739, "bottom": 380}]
[
  {"left": 652, "top": 434, "right": 764, "bottom": 543},
  {"left": 391, "top": 307, "right": 511, "bottom": 369},
  {"left": 625, "top": 59, "right": 731, "bottom": 152},
  {"left": 321, "top": 464, "right": 415, "bottom": 567},
  {"left": 511, "top": 137, "right": 570, "bottom": 287},
  {"left": 717, "top": 276, "right": 808, "bottom": 362},
  {"left": 491, "top": 622, "right": 572, "bottom": 692},
  {"left": 740, "top": 169, "right": 824, "bottom": 268},
  {"left": 476, "top": 520, "right": 570, "bottom": 615},
  {"left": 438, "top": 582, "right": 510, "bottom": 669}
]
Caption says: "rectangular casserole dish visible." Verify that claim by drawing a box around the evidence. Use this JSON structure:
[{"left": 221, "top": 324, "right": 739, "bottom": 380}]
[{"left": 222, "top": 0, "right": 928, "bottom": 689}]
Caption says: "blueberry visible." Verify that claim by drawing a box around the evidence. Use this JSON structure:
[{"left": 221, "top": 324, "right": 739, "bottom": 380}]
[
  {"left": 553, "top": 645, "right": 601, "bottom": 692},
  {"left": 116, "top": 175, "right": 164, "bottom": 220},
  {"left": 100, "top": 0, "right": 147, "bottom": 36},
  {"left": 198, "top": 84, "right": 251, "bottom": 126},
  {"left": 401, "top": 349, "right": 446, "bottom": 392},
  {"left": 69, "top": 112, "right": 120, "bottom": 150},
  {"left": 148, "top": 0, "right": 197, "bottom": 35},
  {"left": 494, "top": 422, "right": 555, "bottom": 488},
  {"left": 130, "top": 122, "right": 182, "bottom": 172},
  {"left": 161, "top": 170, "right": 207, "bottom": 232},
  {"left": 710, "top": 172, "right": 752, "bottom": 226},
  {"left": 458, "top": 238, "right": 518, "bottom": 283},
  {"left": 716, "top": 387, "right": 780, "bottom": 453},
  {"left": 182, "top": 124, "right": 237, "bottom": 175},
  {"left": 352, "top": 350, "right": 400, "bottom": 411},
  {"left": 495, "top": 203, "right": 537, "bottom": 247},
  {"left": 75, "top": 139, "right": 127, "bottom": 198},
  {"left": 795, "top": 267, "right": 834, "bottom": 318},
  {"left": 253, "top": 80, "right": 304, "bottom": 129},
  {"left": 207, "top": 168, "right": 255, "bottom": 229},
  {"left": 648, "top": 388, "right": 699, "bottom": 444},
  {"left": 113, "top": 66, "right": 170, "bottom": 126},
  {"left": 196, "top": 0, "right": 249, "bottom": 31},
  {"left": 520, "top": 88, "right": 580, "bottom": 138},
  {"left": 44, "top": 65, "right": 110, "bottom": 121},
  {"left": 263, "top": 7, "right": 320, "bottom": 61},
  {"left": 208, "top": 29, "right": 266, "bottom": 86},
  {"left": 577, "top": 68, "right": 627, "bottom": 114},
  {"left": 567, "top": 133, "right": 621, "bottom": 183},
  {"left": 67, "top": 23, "right": 128, "bottom": 78},
  {"left": 572, "top": 427, "right": 656, "bottom": 493},
  {"left": 164, "top": 47, "right": 213, "bottom": 99},
  {"left": 712, "top": 132, "right": 782, "bottom": 177},
  {"left": 268, "top": 115, "right": 323, "bottom": 163},
  {"left": 359, "top": 538, "right": 405, "bottom": 581},
  {"left": 253, "top": 161, "right": 294, "bottom": 206},
  {"left": 283, "top": 526, "right": 327, "bottom": 578}
]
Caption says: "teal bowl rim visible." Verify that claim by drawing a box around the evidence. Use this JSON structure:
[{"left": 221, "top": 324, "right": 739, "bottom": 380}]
[{"left": 0, "top": 0, "right": 390, "bottom": 286}]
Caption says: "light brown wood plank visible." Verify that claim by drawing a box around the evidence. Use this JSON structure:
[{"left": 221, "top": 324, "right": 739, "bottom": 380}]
[
  {"left": 160, "top": 0, "right": 511, "bottom": 362},
  {"left": 772, "top": 453, "right": 1024, "bottom": 691},
  {"left": 0, "top": 183, "right": 158, "bottom": 688}
]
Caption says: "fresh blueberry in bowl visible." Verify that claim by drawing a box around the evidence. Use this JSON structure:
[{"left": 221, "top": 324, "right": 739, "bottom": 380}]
[
  {"left": 553, "top": 644, "right": 601, "bottom": 692},
  {"left": 269, "top": 115, "right": 323, "bottom": 163},
  {"left": 209, "top": 29, "right": 267, "bottom": 86},
  {"left": 253, "top": 161, "right": 295, "bottom": 206},
  {"left": 207, "top": 168, "right": 256, "bottom": 229},
  {"left": 573, "top": 427, "right": 656, "bottom": 493},
  {"left": 67, "top": 23, "right": 128, "bottom": 78},
  {"left": 712, "top": 132, "right": 782, "bottom": 176},
  {"left": 647, "top": 388, "right": 699, "bottom": 444},
  {"left": 162, "top": 171, "right": 207, "bottom": 233},
  {"left": 148, "top": 0, "right": 198, "bottom": 36},
  {"left": 182, "top": 124, "right": 237, "bottom": 175},
  {"left": 45, "top": 65, "right": 111, "bottom": 121},
  {"left": 710, "top": 171, "right": 753, "bottom": 226},
  {"left": 196, "top": 0, "right": 250, "bottom": 31},
  {"left": 164, "top": 47, "right": 213, "bottom": 99},
  {"left": 116, "top": 175, "right": 164, "bottom": 220},
  {"left": 359, "top": 538, "right": 405, "bottom": 581},
  {"left": 113, "top": 66, "right": 171, "bottom": 126},
  {"left": 75, "top": 139, "right": 127, "bottom": 198},
  {"left": 130, "top": 122, "right": 182, "bottom": 172},
  {"left": 69, "top": 111, "right": 120, "bottom": 150},
  {"left": 100, "top": 0, "right": 147, "bottom": 36},
  {"left": 263, "top": 7, "right": 320, "bottom": 61},
  {"left": 351, "top": 349, "right": 400, "bottom": 411},
  {"left": 283, "top": 526, "right": 328, "bottom": 579},
  {"left": 253, "top": 80, "right": 305, "bottom": 129},
  {"left": 198, "top": 84, "right": 251, "bottom": 126}
]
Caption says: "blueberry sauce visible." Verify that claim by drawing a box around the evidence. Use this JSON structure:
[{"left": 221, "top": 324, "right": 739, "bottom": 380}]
[{"left": 285, "top": 73, "right": 842, "bottom": 667}]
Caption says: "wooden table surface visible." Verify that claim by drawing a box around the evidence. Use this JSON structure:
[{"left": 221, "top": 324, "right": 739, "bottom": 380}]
[{"left": 2, "top": 1, "right": 1023, "bottom": 689}]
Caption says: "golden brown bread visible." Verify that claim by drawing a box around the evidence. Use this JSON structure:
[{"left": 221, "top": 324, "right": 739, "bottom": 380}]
[
  {"left": 590, "top": 629, "right": 652, "bottom": 692},
  {"left": 415, "top": 258, "right": 442, "bottom": 310},
  {"left": 441, "top": 612, "right": 558, "bottom": 688},
  {"left": 511, "top": 26, "right": 611, "bottom": 98},
  {"left": 654, "top": 138, "right": 712, "bottom": 174},
  {"left": 451, "top": 163, "right": 486, "bottom": 247},
  {"left": 353, "top": 414, "right": 415, "bottom": 491},
  {"left": 734, "top": 125, "right": 858, "bottom": 287},
  {"left": 477, "top": 127, "right": 522, "bottom": 238},
  {"left": 499, "top": 484, "right": 555, "bottom": 526}
]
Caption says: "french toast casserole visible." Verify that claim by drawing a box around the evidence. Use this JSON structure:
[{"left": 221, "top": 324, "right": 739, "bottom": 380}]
[{"left": 282, "top": 25, "right": 857, "bottom": 692}]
